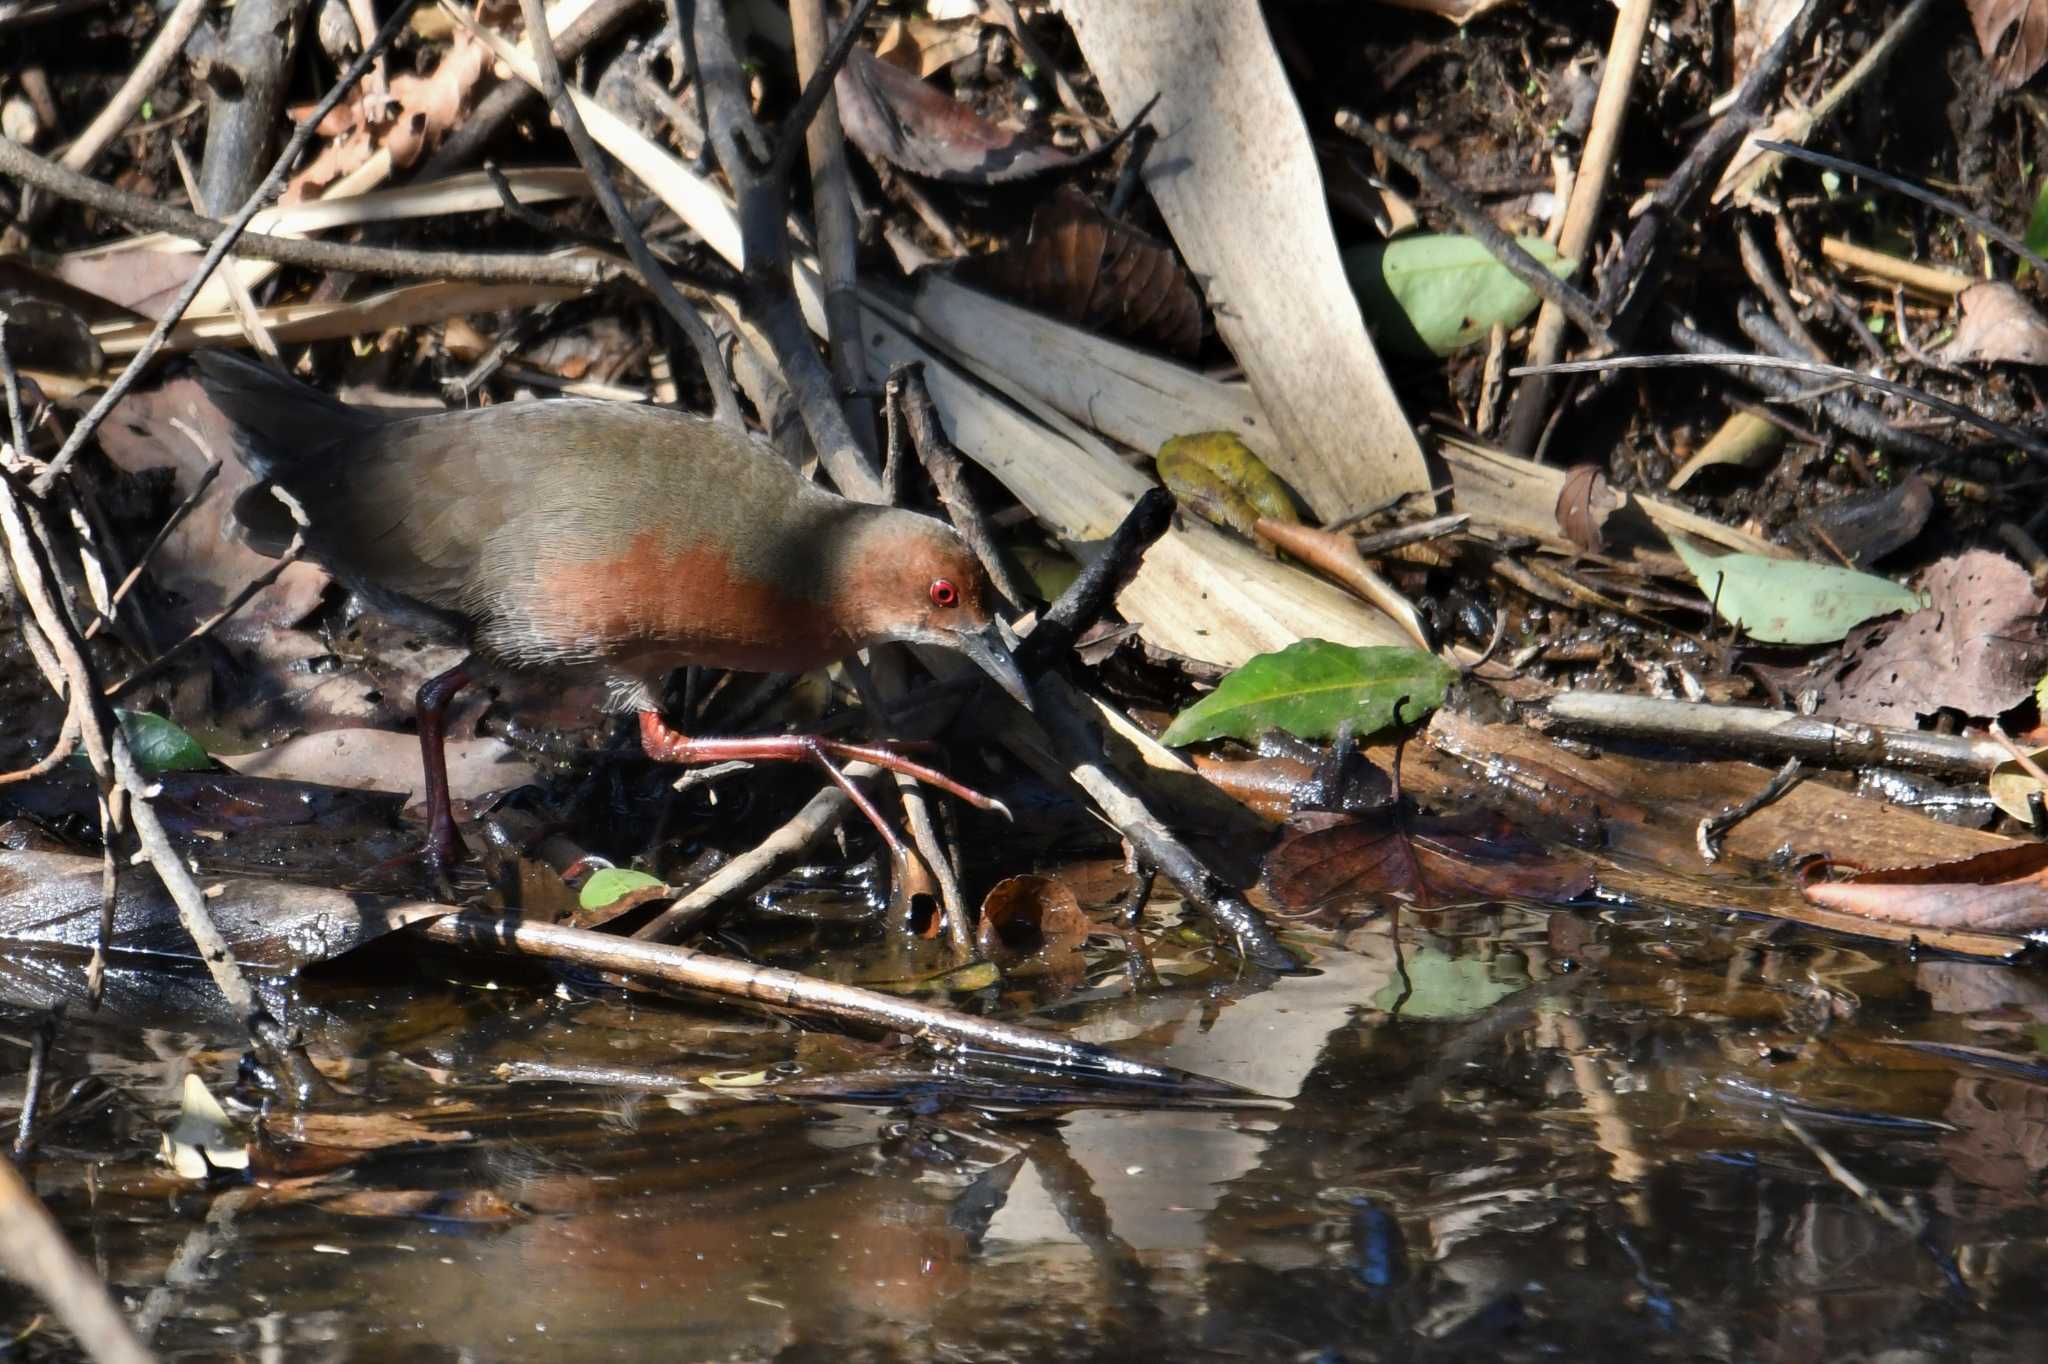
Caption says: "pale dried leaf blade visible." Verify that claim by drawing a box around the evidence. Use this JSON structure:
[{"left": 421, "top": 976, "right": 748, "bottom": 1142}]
[{"left": 1062, "top": 0, "right": 1431, "bottom": 515}]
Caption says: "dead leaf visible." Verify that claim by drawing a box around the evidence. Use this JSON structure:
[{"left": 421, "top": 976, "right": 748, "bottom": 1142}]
[
  {"left": 874, "top": 16, "right": 982, "bottom": 76},
  {"left": 1667, "top": 411, "right": 1784, "bottom": 491},
  {"left": 1819, "top": 551, "right": 2048, "bottom": 726},
  {"left": 1156, "top": 431, "right": 1299, "bottom": 546},
  {"left": 957, "top": 188, "right": 1203, "bottom": 357},
  {"left": 217, "top": 729, "right": 537, "bottom": 805},
  {"left": 1965, "top": 0, "right": 2048, "bottom": 90},
  {"left": 1987, "top": 748, "right": 2048, "bottom": 824},
  {"left": 836, "top": 46, "right": 1095, "bottom": 183},
  {"left": 1803, "top": 842, "right": 2048, "bottom": 933},
  {"left": 1938, "top": 281, "right": 2048, "bottom": 366},
  {"left": 287, "top": 32, "right": 490, "bottom": 200},
  {"left": 976, "top": 873, "right": 1089, "bottom": 979},
  {"left": 1555, "top": 463, "right": 1619, "bottom": 552},
  {"left": 96, "top": 377, "right": 331, "bottom": 646},
  {"left": 1252, "top": 518, "right": 1433, "bottom": 651},
  {"left": 1262, "top": 809, "right": 1595, "bottom": 912}
]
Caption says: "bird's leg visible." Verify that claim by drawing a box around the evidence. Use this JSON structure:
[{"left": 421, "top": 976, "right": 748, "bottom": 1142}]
[
  {"left": 413, "top": 657, "right": 477, "bottom": 878},
  {"left": 637, "top": 711, "right": 1011, "bottom": 855}
]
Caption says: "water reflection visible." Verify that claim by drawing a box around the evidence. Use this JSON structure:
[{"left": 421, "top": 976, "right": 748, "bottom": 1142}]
[{"left": 5, "top": 898, "right": 2048, "bottom": 1359}]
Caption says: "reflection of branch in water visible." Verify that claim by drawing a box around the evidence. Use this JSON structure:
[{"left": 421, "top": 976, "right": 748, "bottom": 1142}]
[
  {"left": 1780, "top": 1111, "right": 1973, "bottom": 1304},
  {"left": 948, "top": 1152, "right": 1027, "bottom": 1253},
  {"left": 132, "top": 1186, "right": 255, "bottom": 1341},
  {"left": 1535, "top": 1007, "right": 1650, "bottom": 1197},
  {"left": 1022, "top": 1128, "right": 1166, "bottom": 1333}
]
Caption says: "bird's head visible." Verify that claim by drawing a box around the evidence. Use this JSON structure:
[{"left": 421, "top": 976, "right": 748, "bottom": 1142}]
[{"left": 844, "top": 513, "right": 1032, "bottom": 707}]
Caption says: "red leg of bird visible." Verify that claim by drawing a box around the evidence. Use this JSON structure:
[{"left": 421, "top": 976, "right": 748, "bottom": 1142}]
[
  {"left": 637, "top": 711, "right": 1010, "bottom": 855},
  {"left": 413, "top": 658, "right": 476, "bottom": 877}
]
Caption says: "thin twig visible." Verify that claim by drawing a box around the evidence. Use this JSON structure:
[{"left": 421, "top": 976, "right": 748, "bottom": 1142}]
[
  {"left": 1768, "top": 139, "right": 2048, "bottom": 278},
  {"left": 58, "top": 0, "right": 211, "bottom": 178},
  {"left": 514, "top": 0, "right": 739, "bottom": 425},
  {"left": 85, "top": 420, "right": 222, "bottom": 641},
  {"left": 105, "top": 488, "right": 309, "bottom": 697},
  {"left": 1504, "top": 0, "right": 1653, "bottom": 451},
  {"left": 0, "top": 139, "right": 612, "bottom": 288},
  {"left": 891, "top": 365, "right": 1034, "bottom": 609},
  {"left": 791, "top": 0, "right": 876, "bottom": 452},
  {"left": 895, "top": 770, "right": 974, "bottom": 960},
  {"left": 1516, "top": 350, "right": 2048, "bottom": 459}
]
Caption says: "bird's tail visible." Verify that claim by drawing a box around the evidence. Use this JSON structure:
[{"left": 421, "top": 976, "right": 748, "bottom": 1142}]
[{"left": 192, "top": 350, "right": 380, "bottom": 480}]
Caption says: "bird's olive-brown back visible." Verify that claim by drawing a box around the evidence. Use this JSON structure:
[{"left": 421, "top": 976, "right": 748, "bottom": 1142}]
[{"left": 269, "top": 400, "right": 875, "bottom": 676}]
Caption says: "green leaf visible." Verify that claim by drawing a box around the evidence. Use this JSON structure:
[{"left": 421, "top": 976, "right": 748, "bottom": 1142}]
[
  {"left": 116, "top": 709, "right": 212, "bottom": 773},
  {"left": 1155, "top": 431, "right": 1300, "bottom": 548},
  {"left": 1370, "top": 945, "right": 1530, "bottom": 1020},
  {"left": 1160, "top": 640, "right": 1454, "bottom": 746},
  {"left": 1343, "top": 233, "right": 1576, "bottom": 357},
  {"left": 578, "top": 868, "right": 668, "bottom": 912},
  {"left": 2026, "top": 178, "right": 2048, "bottom": 279},
  {"left": 1671, "top": 541, "right": 1922, "bottom": 645}
]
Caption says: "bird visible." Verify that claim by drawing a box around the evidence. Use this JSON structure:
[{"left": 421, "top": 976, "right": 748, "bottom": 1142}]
[{"left": 192, "top": 350, "right": 1031, "bottom": 881}]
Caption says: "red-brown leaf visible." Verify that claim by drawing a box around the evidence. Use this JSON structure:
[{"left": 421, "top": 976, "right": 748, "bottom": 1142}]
[
  {"left": 1803, "top": 842, "right": 2048, "bottom": 934},
  {"left": 836, "top": 46, "right": 1083, "bottom": 184},
  {"left": 1263, "top": 809, "right": 1595, "bottom": 911}
]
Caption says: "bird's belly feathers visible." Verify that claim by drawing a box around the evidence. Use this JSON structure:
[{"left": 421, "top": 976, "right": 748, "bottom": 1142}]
[{"left": 471, "top": 527, "right": 853, "bottom": 677}]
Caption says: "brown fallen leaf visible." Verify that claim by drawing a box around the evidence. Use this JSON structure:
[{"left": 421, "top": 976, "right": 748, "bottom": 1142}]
[
  {"left": 837, "top": 46, "right": 1133, "bottom": 184},
  {"left": 286, "top": 31, "right": 490, "bottom": 199},
  {"left": 1938, "top": 281, "right": 2048, "bottom": 367},
  {"left": 957, "top": 188, "right": 1203, "bottom": 357},
  {"left": 1253, "top": 518, "right": 1433, "bottom": 651},
  {"left": 976, "top": 873, "right": 1089, "bottom": 983},
  {"left": 1819, "top": 550, "right": 2048, "bottom": 726},
  {"left": 1262, "top": 809, "right": 1595, "bottom": 913},
  {"left": 1555, "top": 463, "right": 1619, "bottom": 552},
  {"left": 1803, "top": 842, "right": 2048, "bottom": 933},
  {"left": 1965, "top": 0, "right": 2048, "bottom": 90}
]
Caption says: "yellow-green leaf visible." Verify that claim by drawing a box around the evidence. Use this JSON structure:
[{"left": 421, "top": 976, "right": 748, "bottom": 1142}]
[{"left": 1156, "top": 431, "right": 1299, "bottom": 547}]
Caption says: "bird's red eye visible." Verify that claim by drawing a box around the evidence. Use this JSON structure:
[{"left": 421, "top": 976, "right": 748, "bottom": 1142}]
[{"left": 929, "top": 578, "right": 959, "bottom": 608}]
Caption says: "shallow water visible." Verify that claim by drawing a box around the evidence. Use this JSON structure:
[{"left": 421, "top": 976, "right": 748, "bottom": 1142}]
[{"left": 5, "top": 891, "right": 2048, "bottom": 1362}]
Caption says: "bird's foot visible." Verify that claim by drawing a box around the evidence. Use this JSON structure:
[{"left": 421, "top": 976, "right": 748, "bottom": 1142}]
[
  {"left": 637, "top": 711, "right": 1010, "bottom": 857},
  {"left": 351, "top": 815, "right": 475, "bottom": 899}
]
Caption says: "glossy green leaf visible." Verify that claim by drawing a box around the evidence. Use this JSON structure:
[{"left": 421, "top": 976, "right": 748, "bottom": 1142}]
[
  {"left": 578, "top": 868, "right": 669, "bottom": 912},
  {"left": 116, "top": 709, "right": 212, "bottom": 773},
  {"left": 1343, "top": 233, "right": 1576, "bottom": 356},
  {"left": 1672, "top": 541, "right": 1923, "bottom": 645},
  {"left": 1160, "top": 640, "right": 1454, "bottom": 747}
]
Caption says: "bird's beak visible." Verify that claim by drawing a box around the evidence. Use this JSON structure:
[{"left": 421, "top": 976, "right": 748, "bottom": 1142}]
[{"left": 955, "top": 620, "right": 1034, "bottom": 709}]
